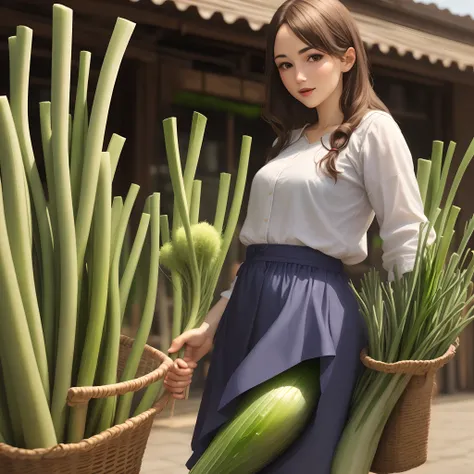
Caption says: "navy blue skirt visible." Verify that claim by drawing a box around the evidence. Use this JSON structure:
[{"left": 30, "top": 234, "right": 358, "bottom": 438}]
[{"left": 186, "top": 244, "right": 368, "bottom": 473}]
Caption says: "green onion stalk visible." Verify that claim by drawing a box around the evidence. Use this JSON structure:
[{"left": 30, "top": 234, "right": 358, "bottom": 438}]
[
  {"left": 67, "top": 152, "right": 112, "bottom": 443},
  {"left": 114, "top": 193, "right": 161, "bottom": 425},
  {"left": 0, "top": 2, "right": 175, "bottom": 449},
  {"left": 48, "top": 6, "right": 79, "bottom": 441},
  {"left": 0, "top": 190, "right": 57, "bottom": 449},
  {"left": 331, "top": 139, "right": 474, "bottom": 474},
  {"left": 135, "top": 113, "right": 251, "bottom": 414}
]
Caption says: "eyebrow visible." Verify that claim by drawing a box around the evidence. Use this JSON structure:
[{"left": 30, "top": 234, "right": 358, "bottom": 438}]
[{"left": 274, "top": 46, "right": 314, "bottom": 60}]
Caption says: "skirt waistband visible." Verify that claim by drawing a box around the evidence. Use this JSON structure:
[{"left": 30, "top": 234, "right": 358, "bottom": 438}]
[{"left": 244, "top": 244, "right": 343, "bottom": 273}]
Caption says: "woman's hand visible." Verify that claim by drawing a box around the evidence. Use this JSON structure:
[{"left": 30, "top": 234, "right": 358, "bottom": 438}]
[{"left": 164, "top": 326, "right": 214, "bottom": 399}]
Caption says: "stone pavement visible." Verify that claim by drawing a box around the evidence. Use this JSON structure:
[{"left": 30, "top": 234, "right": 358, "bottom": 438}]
[{"left": 142, "top": 393, "right": 474, "bottom": 474}]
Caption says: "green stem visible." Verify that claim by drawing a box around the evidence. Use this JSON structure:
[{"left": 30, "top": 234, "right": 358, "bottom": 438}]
[
  {"left": 119, "top": 213, "right": 150, "bottom": 322},
  {"left": 183, "top": 112, "right": 207, "bottom": 205},
  {"left": 10, "top": 26, "right": 54, "bottom": 402},
  {"left": 438, "top": 138, "right": 474, "bottom": 236},
  {"left": 163, "top": 118, "right": 201, "bottom": 330},
  {"left": 190, "top": 180, "right": 202, "bottom": 225},
  {"left": 135, "top": 272, "right": 181, "bottom": 416},
  {"left": 115, "top": 193, "right": 161, "bottom": 425},
  {"left": 68, "top": 153, "right": 112, "bottom": 442},
  {"left": 70, "top": 50, "right": 91, "bottom": 216},
  {"left": 75, "top": 18, "right": 135, "bottom": 287},
  {"left": 0, "top": 177, "right": 57, "bottom": 449},
  {"left": 0, "top": 96, "right": 50, "bottom": 400},
  {"left": 111, "top": 196, "right": 124, "bottom": 251},
  {"left": 213, "top": 173, "right": 231, "bottom": 234},
  {"left": 0, "top": 360, "right": 14, "bottom": 445},
  {"left": 427, "top": 141, "right": 442, "bottom": 217},
  {"left": 95, "top": 184, "right": 142, "bottom": 431},
  {"left": 332, "top": 375, "right": 409, "bottom": 474},
  {"left": 416, "top": 159, "right": 431, "bottom": 211},
  {"left": 429, "top": 141, "right": 456, "bottom": 223},
  {"left": 49, "top": 5, "right": 79, "bottom": 442},
  {"left": 204, "top": 136, "right": 251, "bottom": 323},
  {"left": 39, "top": 102, "right": 59, "bottom": 383},
  {"left": 107, "top": 133, "right": 126, "bottom": 180}
]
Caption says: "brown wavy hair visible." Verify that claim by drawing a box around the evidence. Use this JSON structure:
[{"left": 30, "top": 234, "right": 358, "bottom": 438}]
[{"left": 264, "top": 0, "right": 388, "bottom": 180}]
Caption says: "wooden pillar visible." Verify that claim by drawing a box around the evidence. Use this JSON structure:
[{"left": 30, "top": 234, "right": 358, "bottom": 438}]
[
  {"left": 130, "top": 58, "right": 159, "bottom": 335},
  {"left": 134, "top": 59, "right": 159, "bottom": 204}
]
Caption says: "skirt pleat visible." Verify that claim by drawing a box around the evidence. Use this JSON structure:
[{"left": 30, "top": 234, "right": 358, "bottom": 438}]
[{"left": 186, "top": 244, "right": 368, "bottom": 473}]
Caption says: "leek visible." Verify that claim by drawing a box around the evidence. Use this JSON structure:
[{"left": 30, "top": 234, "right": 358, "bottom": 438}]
[
  {"left": 94, "top": 184, "right": 140, "bottom": 432},
  {"left": 331, "top": 139, "right": 474, "bottom": 473},
  {"left": 0, "top": 176, "right": 57, "bottom": 449},
  {"left": 9, "top": 27, "right": 55, "bottom": 402},
  {"left": 68, "top": 152, "right": 112, "bottom": 443},
  {"left": 136, "top": 114, "right": 250, "bottom": 414},
  {"left": 0, "top": 2, "right": 171, "bottom": 448},
  {"left": 49, "top": 5, "right": 79, "bottom": 441},
  {"left": 114, "top": 193, "right": 161, "bottom": 425},
  {"left": 70, "top": 50, "right": 91, "bottom": 216}
]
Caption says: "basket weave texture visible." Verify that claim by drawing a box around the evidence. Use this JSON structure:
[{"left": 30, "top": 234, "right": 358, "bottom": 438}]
[
  {"left": 0, "top": 335, "right": 173, "bottom": 474},
  {"left": 361, "top": 342, "right": 457, "bottom": 473}
]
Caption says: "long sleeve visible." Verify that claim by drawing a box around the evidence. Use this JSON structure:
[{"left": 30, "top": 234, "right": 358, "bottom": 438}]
[{"left": 361, "top": 114, "right": 436, "bottom": 280}]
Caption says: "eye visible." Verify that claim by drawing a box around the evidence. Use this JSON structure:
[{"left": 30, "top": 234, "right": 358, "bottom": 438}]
[
  {"left": 308, "top": 54, "right": 324, "bottom": 62},
  {"left": 277, "top": 62, "right": 292, "bottom": 71}
]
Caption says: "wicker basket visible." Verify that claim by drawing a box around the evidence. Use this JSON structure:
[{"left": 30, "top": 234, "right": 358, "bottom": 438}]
[
  {"left": 0, "top": 335, "right": 174, "bottom": 474},
  {"left": 361, "top": 342, "right": 458, "bottom": 473}
]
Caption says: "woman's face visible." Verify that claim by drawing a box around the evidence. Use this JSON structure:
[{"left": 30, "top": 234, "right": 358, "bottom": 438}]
[{"left": 273, "top": 24, "right": 354, "bottom": 110}]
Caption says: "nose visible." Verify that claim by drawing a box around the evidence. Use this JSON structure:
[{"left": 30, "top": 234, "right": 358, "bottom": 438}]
[{"left": 295, "top": 69, "right": 307, "bottom": 84}]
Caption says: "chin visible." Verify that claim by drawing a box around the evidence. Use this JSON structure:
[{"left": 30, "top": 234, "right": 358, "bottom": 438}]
[{"left": 298, "top": 97, "right": 322, "bottom": 109}]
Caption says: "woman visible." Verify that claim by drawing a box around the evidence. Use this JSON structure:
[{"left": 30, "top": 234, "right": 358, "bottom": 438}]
[{"left": 164, "top": 0, "right": 434, "bottom": 472}]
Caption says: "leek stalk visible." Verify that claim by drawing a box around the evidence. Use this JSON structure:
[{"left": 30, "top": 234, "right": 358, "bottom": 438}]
[
  {"left": 49, "top": 5, "right": 78, "bottom": 441},
  {"left": 10, "top": 26, "right": 54, "bottom": 402},
  {"left": 331, "top": 138, "right": 474, "bottom": 473},
  {"left": 0, "top": 177, "right": 57, "bottom": 449},
  {"left": 70, "top": 50, "right": 91, "bottom": 216},
  {"left": 119, "top": 213, "right": 151, "bottom": 322},
  {"left": 75, "top": 18, "right": 135, "bottom": 281},
  {"left": 68, "top": 152, "right": 112, "bottom": 443},
  {"left": 114, "top": 193, "right": 161, "bottom": 425},
  {"left": 95, "top": 184, "right": 140, "bottom": 432}
]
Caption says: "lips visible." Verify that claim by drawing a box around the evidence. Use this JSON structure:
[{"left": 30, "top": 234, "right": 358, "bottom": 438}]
[{"left": 299, "top": 88, "right": 315, "bottom": 96}]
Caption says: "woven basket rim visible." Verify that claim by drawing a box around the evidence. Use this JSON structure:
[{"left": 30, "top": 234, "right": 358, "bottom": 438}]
[
  {"left": 67, "top": 335, "right": 173, "bottom": 406},
  {"left": 0, "top": 393, "right": 171, "bottom": 460},
  {"left": 360, "top": 340, "right": 458, "bottom": 375}
]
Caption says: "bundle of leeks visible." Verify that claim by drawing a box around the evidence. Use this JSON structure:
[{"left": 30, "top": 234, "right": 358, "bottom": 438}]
[{"left": 331, "top": 139, "right": 474, "bottom": 474}]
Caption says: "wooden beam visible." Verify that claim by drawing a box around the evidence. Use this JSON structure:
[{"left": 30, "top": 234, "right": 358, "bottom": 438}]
[
  {"left": 15, "top": 0, "right": 266, "bottom": 50},
  {"left": 0, "top": 6, "right": 157, "bottom": 62},
  {"left": 370, "top": 49, "right": 474, "bottom": 87}
]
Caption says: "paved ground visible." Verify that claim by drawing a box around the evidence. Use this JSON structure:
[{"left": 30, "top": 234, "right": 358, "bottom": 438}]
[{"left": 142, "top": 393, "right": 474, "bottom": 473}]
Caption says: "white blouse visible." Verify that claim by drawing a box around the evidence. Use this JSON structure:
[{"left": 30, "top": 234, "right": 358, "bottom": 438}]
[{"left": 221, "top": 110, "right": 435, "bottom": 299}]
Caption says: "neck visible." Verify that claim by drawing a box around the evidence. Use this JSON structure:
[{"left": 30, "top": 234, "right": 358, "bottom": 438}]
[{"left": 316, "top": 77, "right": 344, "bottom": 130}]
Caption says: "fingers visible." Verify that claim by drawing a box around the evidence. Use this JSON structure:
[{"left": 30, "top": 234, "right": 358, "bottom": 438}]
[
  {"left": 164, "top": 373, "right": 192, "bottom": 399},
  {"left": 168, "top": 334, "right": 186, "bottom": 354},
  {"left": 166, "top": 370, "right": 192, "bottom": 382},
  {"left": 170, "top": 358, "right": 195, "bottom": 375},
  {"left": 168, "top": 328, "right": 202, "bottom": 354},
  {"left": 164, "top": 357, "right": 196, "bottom": 399},
  {"left": 170, "top": 390, "right": 186, "bottom": 400},
  {"left": 180, "top": 357, "right": 198, "bottom": 369},
  {"left": 165, "top": 377, "right": 191, "bottom": 388}
]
